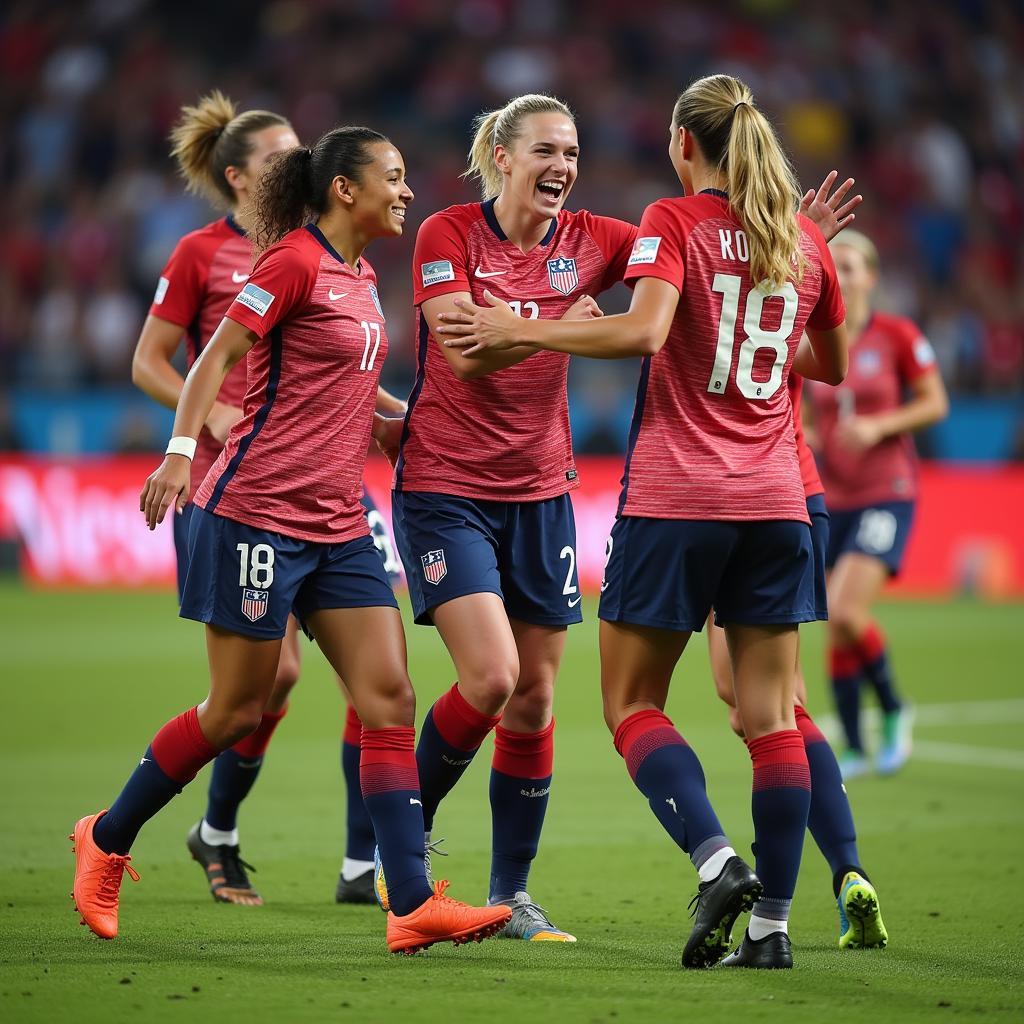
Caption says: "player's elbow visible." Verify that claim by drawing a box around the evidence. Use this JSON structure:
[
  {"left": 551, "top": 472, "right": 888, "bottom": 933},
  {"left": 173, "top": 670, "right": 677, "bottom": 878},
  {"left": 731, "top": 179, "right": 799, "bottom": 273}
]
[
  {"left": 130, "top": 350, "right": 150, "bottom": 391},
  {"left": 634, "top": 329, "right": 666, "bottom": 357},
  {"left": 450, "top": 359, "right": 484, "bottom": 382}
]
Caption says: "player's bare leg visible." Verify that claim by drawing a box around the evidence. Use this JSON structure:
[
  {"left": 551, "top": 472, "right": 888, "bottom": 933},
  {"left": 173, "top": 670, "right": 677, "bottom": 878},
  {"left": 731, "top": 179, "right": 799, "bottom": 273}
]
[
  {"left": 190, "top": 619, "right": 302, "bottom": 906},
  {"left": 307, "top": 605, "right": 510, "bottom": 952}
]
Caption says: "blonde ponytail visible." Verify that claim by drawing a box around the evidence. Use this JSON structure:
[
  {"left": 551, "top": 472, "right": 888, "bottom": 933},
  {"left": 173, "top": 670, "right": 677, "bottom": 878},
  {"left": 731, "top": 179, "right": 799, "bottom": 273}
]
[
  {"left": 673, "top": 75, "right": 805, "bottom": 290},
  {"left": 168, "top": 90, "right": 292, "bottom": 207},
  {"left": 462, "top": 94, "right": 574, "bottom": 199}
]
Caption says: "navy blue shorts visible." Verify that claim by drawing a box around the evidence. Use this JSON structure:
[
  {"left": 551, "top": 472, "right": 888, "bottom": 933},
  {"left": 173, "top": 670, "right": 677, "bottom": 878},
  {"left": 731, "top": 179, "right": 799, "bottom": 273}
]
[
  {"left": 179, "top": 506, "right": 398, "bottom": 640},
  {"left": 174, "top": 490, "right": 399, "bottom": 603},
  {"left": 391, "top": 491, "right": 582, "bottom": 628},
  {"left": 807, "top": 493, "right": 830, "bottom": 621},
  {"left": 598, "top": 515, "right": 816, "bottom": 632},
  {"left": 826, "top": 500, "right": 915, "bottom": 576}
]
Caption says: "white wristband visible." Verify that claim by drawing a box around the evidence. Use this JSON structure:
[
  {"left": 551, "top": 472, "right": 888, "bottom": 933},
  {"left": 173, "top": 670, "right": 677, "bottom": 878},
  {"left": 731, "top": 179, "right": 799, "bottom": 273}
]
[{"left": 165, "top": 436, "right": 197, "bottom": 461}]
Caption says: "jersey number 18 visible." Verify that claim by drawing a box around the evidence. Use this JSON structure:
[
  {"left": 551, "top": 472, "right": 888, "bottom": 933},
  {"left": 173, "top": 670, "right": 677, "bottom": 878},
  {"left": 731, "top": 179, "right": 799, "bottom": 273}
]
[{"left": 707, "top": 274, "right": 798, "bottom": 401}]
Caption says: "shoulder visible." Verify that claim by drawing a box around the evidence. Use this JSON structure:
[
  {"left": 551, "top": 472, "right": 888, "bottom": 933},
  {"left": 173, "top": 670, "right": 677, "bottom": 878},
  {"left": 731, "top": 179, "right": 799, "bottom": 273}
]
[
  {"left": 563, "top": 207, "right": 636, "bottom": 242},
  {"left": 249, "top": 228, "right": 321, "bottom": 286},
  {"left": 168, "top": 218, "right": 234, "bottom": 264},
  {"left": 873, "top": 310, "right": 922, "bottom": 341},
  {"left": 417, "top": 204, "right": 480, "bottom": 238}
]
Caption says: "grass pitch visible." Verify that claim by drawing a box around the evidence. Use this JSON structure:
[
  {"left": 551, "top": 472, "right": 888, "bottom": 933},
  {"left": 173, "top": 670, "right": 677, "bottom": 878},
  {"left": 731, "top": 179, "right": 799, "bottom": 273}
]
[{"left": 1, "top": 584, "right": 1023, "bottom": 1023}]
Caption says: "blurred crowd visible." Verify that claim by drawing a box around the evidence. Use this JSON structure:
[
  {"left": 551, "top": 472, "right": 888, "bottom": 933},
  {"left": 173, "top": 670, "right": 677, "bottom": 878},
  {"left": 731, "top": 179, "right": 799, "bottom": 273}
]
[{"left": 1, "top": 0, "right": 1021, "bottom": 452}]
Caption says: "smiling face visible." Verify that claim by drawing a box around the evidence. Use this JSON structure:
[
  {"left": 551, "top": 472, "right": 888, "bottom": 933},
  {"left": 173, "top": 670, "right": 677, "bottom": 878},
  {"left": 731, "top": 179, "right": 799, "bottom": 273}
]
[
  {"left": 347, "top": 142, "right": 414, "bottom": 239},
  {"left": 495, "top": 112, "right": 579, "bottom": 220}
]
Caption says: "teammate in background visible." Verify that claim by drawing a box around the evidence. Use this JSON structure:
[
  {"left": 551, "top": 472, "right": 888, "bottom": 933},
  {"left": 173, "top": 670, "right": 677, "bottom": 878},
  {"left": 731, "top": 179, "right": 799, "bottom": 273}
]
[
  {"left": 379, "top": 93, "right": 637, "bottom": 942},
  {"left": 439, "top": 75, "right": 848, "bottom": 969},
  {"left": 808, "top": 231, "right": 948, "bottom": 778},
  {"left": 72, "top": 125, "right": 511, "bottom": 954},
  {"left": 131, "top": 93, "right": 402, "bottom": 906},
  {"left": 707, "top": 369, "right": 889, "bottom": 950}
]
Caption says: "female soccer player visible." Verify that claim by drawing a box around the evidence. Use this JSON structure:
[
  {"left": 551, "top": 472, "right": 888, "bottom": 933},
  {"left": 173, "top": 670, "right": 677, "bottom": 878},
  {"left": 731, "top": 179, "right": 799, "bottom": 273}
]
[
  {"left": 808, "top": 230, "right": 948, "bottom": 778},
  {"left": 439, "top": 74, "right": 848, "bottom": 969},
  {"left": 706, "top": 369, "right": 889, "bottom": 950},
  {"left": 131, "top": 93, "right": 401, "bottom": 906},
  {"left": 378, "top": 93, "right": 634, "bottom": 942},
  {"left": 71, "top": 125, "right": 511, "bottom": 954}
]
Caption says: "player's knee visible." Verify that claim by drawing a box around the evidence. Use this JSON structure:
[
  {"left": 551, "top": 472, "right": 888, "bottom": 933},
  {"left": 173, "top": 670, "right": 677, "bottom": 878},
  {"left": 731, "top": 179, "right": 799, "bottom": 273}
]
[
  {"left": 728, "top": 706, "right": 746, "bottom": 739},
  {"left": 463, "top": 660, "right": 518, "bottom": 713},
  {"left": 206, "top": 703, "right": 267, "bottom": 749},
  {"left": 506, "top": 678, "right": 554, "bottom": 731},
  {"left": 828, "top": 606, "right": 862, "bottom": 646},
  {"left": 273, "top": 650, "right": 301, "bottom": 693},
  {"left": 374, "top": 673, "right": 417, "bottom": 726}
]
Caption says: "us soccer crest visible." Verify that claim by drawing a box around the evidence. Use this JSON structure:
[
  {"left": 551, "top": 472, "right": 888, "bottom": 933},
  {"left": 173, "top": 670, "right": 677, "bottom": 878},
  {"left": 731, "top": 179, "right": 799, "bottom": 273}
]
[
  {"left": 421, "top": 549, "right": 447, "bottom": 585},
  {"left": 241, "top": 588, "right": 268, "bottom": 622},
  {"left": 368, "top": 283, "right": 384, "bottom": 319},
  {"left": 547, "top": 257, "right": 579, "bottom": 295}
]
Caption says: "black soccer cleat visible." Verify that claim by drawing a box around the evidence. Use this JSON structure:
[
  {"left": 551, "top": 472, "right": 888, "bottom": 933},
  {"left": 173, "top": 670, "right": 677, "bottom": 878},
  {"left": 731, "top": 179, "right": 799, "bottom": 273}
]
[
  {"left": 681, "top": 856, "right": 762, "bottom": 969},
  {"left": 186, "top": 821, "right": 262, "bottom": 906},
  {"left": 720, "top": 928, "right": 793, "bottom": 969},
  {"left": 335, "top": 867, "right": 377, "bottom": 905}
]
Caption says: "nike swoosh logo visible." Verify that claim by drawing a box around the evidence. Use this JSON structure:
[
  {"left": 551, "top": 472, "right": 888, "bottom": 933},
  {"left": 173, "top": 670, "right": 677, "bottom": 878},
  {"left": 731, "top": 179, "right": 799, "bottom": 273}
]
[
  {"left": 409, "top": 798, "right": 422, "bottom": 806},
  {"left": 232, "top": 271, "right": 249, "bottom": 283},
  {"left": 328, "top": 289, "right": 349, "bottom": 301},
  {"left": 139, "top": 757, "right": 150, "bottom": 766},
  {"left": 474, "top": 267, "right": 506, "bottom": 278},
  {"left": 567, "top": 596, "right": 582, "bottom": 608}
]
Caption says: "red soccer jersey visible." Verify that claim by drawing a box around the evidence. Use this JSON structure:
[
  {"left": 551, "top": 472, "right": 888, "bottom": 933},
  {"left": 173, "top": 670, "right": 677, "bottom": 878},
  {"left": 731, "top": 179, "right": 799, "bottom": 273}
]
[
  {"left": 808, "top": 311, "right": 936, "bottom": 510},
  {"left": 194, "top": 225, "right": 387, "bottom": 542},
  {"left": 790, "top": 375, "right": 823, "bottom": 499},
  {"left": 149, "top": 216, "right": 253, "bottom": 499},
  {"left": 395, "top": 200, "right": 637, "bottom": 501},
  {"left": 620, "top": 193, "right": 845, "bottom": 523}
]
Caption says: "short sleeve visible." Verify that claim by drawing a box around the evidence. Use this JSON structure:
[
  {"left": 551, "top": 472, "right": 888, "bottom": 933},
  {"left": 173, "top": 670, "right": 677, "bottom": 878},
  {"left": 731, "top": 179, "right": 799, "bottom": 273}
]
[
  {"left": 149, "top": 234, "right": 207, "bottom": 328},
  {"left": 803, "top": 220, "right": 846, "bottom": 330},
  {"left": 577, "top": 211, "right": 639, "bottom": 292},
  {"left": 622, "top": 200, "right": 686, "bottom": 293},
  {"left": 893, "top": 318, "right": 938, "bottom": 383},
  {"left": 413, "top": 212, "right": 471, "bottom": 305},
  {"left": 224, "top": 240, "right": 316, "bottom": 338}
]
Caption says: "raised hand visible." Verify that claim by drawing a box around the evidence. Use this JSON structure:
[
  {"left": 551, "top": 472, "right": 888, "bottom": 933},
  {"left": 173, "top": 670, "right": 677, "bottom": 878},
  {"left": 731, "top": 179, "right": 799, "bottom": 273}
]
[{"left": 800, "top": 170, "right": 863, "bottom": 242}]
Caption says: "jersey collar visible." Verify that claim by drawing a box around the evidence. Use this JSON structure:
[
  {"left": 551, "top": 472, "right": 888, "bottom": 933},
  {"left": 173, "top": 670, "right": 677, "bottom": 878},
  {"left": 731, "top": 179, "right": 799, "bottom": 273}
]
[
  {"left": 480, "top": 198, "right": 558, "bottom": 247},
  {"left": 225, "top": 213, "right": 247, "bottom": 237},
  {"left": 699, "top": 188, "right": 729, "bottom": 200},
  {"left": 305, "top": 223, "right": 363, "bottom": 274}
]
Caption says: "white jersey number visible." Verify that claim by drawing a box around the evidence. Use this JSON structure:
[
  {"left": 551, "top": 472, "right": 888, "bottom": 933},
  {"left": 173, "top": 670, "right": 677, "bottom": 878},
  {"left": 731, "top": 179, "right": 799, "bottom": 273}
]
[
  {"left": 507, "top": 300, "right": 540, "bottom": 320},
  {"left": 360, "top": 321, "right": 382, "bottom": 371},
  {"left": 707, "top": 274, "right": 798, "bottom": 400},
  {"left": 237, "top": 542, "right": 275, "bottom": 589}
]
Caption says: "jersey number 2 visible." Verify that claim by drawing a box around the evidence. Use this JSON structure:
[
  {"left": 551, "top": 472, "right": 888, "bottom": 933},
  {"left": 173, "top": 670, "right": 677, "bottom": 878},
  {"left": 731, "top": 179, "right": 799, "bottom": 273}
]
[{"left": 707, "top": 274, "right": 798, "bottom": 400}]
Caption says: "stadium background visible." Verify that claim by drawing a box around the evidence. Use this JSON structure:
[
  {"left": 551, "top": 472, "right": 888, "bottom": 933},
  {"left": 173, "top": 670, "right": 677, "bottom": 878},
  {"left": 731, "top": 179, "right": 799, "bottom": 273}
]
[{"left": 2, "top": 3, "right": 1023, "bottom": 1023}]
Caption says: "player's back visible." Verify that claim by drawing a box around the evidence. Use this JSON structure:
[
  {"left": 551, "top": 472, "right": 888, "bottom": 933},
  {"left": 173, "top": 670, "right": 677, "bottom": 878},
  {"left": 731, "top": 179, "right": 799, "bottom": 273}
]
[{"left": 620, "top": 192, "right": 844, "bottom": 522}]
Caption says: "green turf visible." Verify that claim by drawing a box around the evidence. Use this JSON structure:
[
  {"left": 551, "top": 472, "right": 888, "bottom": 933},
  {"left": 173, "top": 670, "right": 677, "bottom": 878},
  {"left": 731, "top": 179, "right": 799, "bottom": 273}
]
[{"left": 2, "top": 584, "right": 1023, "bottom": 1023}]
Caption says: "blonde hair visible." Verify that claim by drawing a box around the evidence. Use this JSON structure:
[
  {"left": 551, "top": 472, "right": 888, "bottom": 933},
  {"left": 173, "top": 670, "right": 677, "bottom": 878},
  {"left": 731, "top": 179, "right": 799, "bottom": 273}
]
[
  {"left": 673, "top": 74, "right": 805, "bottom": 290},
  {"left": 463, "top": 94, "right": 574, "bottom": 199},
  {"left": 829, "top": 229, "right": 879, "bottom": 272},
  {"left": 169, "top": 90, "right": 291, "bottom": 207}
]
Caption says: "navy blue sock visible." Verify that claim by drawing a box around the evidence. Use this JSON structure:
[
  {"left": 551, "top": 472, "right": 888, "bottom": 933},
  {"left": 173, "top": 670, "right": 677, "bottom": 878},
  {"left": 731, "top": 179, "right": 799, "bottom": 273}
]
[
  {"left": 795, "top": 707, "right": 861, "bottom": 875},
  {"left": 416, "top": 685, "right": 499, "bottom": 831},
  {"left": 205, "top": 751, "right": 263, "bottom": 832},
  {"left": 94, "top": 746, "right": 183, "bottom": 855},
  {"left": 857, "top": 624, "right": 902, "bottom": 714},
  {"left": 361, "top": 727, "right": 432, "bottom": 917},
  {"left": 342, "top": 737, "right": 376, "bottom": 861},
  {"left": 488, "top": 722, "right": 555, "bottom": 900},
  {"left": 831, "top": 655, "right": 864, "bottom": 753},
  {"left": 748, "top": 730, "right": 812, "bottom": 905},
  {"left": 615, "top": 710, "right": 726, "bottom": 862}
]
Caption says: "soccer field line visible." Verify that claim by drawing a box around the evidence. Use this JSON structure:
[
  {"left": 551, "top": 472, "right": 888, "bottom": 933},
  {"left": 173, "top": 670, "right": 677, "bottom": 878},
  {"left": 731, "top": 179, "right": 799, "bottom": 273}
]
[{"left": 817, "top": 698, "right": 1024, "bottom": 771}]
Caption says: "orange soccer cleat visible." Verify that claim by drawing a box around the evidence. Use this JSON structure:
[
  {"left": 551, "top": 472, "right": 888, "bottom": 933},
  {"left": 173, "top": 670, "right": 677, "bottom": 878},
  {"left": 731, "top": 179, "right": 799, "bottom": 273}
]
[
  {"left": 69, "top": 810, "right": 140, "bottom": 939},
  {"left": 386, "top": 880, "right": 513, "bottom": 955}
]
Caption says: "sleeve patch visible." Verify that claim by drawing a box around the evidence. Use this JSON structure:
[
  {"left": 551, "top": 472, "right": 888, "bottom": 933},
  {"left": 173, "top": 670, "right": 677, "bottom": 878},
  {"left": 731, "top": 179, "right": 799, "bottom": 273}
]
[
  {"left": 153, "top": 276, "right": 169, "bottom": 304},
  {"left": 627, "top": 237, "right": 662, "bottom": 266},
  {"left": 913, "top": 337, "right": 936, "bottom": 367},
  {"left": 235, "top": 282, "right": 276, "bottom": 317},
  {"left": 421, "top": 260, "right": 456, "bottom": 287}
]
